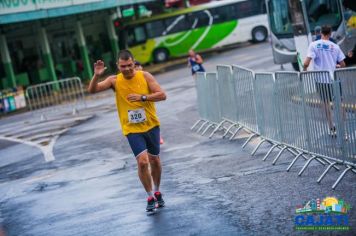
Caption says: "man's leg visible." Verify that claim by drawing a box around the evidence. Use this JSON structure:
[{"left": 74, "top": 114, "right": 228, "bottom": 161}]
[
  {"left": 146, "top": 126, "right": 165, "bottom": 207},
  {"left": 136, "top": 151, "right": 153, "bottom": 193},
  {"left": 137, "top": 152, "right": 158, "bottom": 212},
  {"left": 149, "top": 154, "right": 165, "bottom": 207},
  {"left": 148, "top": 154, "right": 162, "bottom": 191},
  {"left": 323, "top": 102, "right": 334, "bottom": 129},
  {"left": 317, "top": 83, "right": 337, "bottom": 136},
  {"left": 127, "top": 133, "right": 156, "bottom": 212}
]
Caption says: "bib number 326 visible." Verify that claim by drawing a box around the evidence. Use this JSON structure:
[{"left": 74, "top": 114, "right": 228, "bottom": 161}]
[{"left": 128, "top": 109, "right": 146, "bottom": 123}]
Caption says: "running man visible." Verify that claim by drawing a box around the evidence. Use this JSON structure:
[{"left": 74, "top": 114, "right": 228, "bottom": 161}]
[
  {"left": 134, "top": 60, "right": 164, "bottom": 145},
  {"left": 303, "top": 25, "right": 346, "bottom": 136},
  {"left": 88, "top": 50, "right": 166, "bottom": 212}
]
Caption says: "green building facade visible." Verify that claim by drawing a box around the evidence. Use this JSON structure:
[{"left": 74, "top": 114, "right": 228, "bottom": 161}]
[{"left": 0, "top": 0, "right": 154, "bottom": 89}]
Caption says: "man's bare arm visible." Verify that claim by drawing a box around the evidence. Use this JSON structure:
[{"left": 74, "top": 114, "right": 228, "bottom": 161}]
[
  {"left": 88, "top": 60, "right": 115, "bottom": 93},
  {"left": 144, "top": 72, "right": 166, "bottom": 101},
  {"left": 196, "top": 54, "right": 203, "bottom": 64},
  {"left": 303, "top": 57, "right": 312, "bottom": 71},
  {"left": 88, "top": 74, "right": 116, "bottom": 93}
]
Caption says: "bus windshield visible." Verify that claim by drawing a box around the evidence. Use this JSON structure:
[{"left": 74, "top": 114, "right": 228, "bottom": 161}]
[{"left": 268, "top": 0, "right": 341, "bottom": 37}]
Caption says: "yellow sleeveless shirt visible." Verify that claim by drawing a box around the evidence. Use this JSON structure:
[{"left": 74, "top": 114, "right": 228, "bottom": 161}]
[{"left": 115, "top": 71, "right": 160, "bottom": 135}]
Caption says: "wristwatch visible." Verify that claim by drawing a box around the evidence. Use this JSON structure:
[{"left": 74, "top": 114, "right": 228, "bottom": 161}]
[{"left": 141, "top": 95, "right": 147, "bottom": 101}]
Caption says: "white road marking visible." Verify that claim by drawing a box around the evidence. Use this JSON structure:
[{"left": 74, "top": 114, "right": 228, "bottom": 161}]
[{"left": 0, "top": 128, "right": 68, "bottom": 162}]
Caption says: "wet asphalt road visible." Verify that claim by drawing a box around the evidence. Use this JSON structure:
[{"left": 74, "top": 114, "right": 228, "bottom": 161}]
[{"left": 0, "top": 42, "right": 355, "bottom": 236}]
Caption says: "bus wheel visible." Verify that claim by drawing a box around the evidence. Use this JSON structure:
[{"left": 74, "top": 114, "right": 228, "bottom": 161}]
[
  {"left": 153, "top": 48, "right": 169, "bottom": 63},
  {"left": 252, "top": 26, "right": 268, "bottom": 43},
  {"left": 291, "top": 62, "right": 300, "bottom": 71}
]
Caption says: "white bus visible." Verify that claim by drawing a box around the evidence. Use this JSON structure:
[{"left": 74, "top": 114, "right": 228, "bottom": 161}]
[{"left": 266, "top": 0, "right": 356, "bottom": 70}]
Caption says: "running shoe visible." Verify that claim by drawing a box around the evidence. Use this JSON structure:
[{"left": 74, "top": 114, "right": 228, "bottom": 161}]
[
  {"left": 154, "top": 191, "right": 165, "bottom": 208},
  {"left": 146, "top": 196, "right": 156, "bottom": 212}
]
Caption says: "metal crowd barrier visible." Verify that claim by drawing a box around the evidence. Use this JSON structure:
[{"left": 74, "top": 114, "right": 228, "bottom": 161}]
[
  {"left": 332, "top": 68, "right": 356, "bottom": 188},
  {"left": 274, "top": 71, "right": 309, "bottom": 151},
  {"left": 25, "top": 77, "right": 86, "bottom": 120},
  {"left": 299, "top": 71, "right": 342, "bottom": 159},
  {"left": 251, "top": 72, "right": 283, "bottom": 160},
  {"left": 191, "top": 72, "right": 208, "bottom": 130},
  {"left": 272, "top": 72, "right": 338, "bottom": 176},
  {"left": 255, "top": 73, "right": 280, "bottom": 141},
  {"left": 192, "top": 65, "right": 356, "bottom": 190},
  {"left": 207, "top": 66, "right": 236, "bottom": 138},
  {"left": 334, "top": 68, "right": 356, "bottom": 161},
  {"left": 270, "top": 71, "right": 316, "bottom": 167},
  {"left": 230, "top": 65, "right": 258, "bottom": 142},
  {"left": 201, "top": 72, "right": 222, "bottom": 135},
  {"left": 191, "top": 72, "right": 208, "bottom": 131},
  {"left": 192, "top": 72, "right": 224, "bottom": 135}
]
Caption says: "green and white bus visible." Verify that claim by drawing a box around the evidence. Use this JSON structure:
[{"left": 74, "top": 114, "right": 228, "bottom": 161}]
[{"left": 116, "top": 0, "right": 268, "bottom": 64}]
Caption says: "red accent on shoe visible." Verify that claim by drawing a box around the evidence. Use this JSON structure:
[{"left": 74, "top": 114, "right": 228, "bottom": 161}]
[
  {"left": 154, "top": 191, "right": 161, "bottom": 196},
  {"left": 147, "top": 196, "right": 154, "bottom": 201}
]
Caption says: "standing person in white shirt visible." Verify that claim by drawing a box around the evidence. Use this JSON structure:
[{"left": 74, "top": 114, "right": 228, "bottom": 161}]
[{"left": 303, "top": 25, "right": 346, "bottom": 136}]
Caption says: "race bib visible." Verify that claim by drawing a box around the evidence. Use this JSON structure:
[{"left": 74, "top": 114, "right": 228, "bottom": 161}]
[
  {"left": 192, "top": 64, "right": 201, "bottom": 72},
  {"left": 128, "top": 108, "right": 146, "bottom": 123}
]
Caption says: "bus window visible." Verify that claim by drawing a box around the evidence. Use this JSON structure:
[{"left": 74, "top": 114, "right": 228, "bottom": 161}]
[
  {"left": 190, "top": 11, "right": 211, "bottom": 28},
  {"left": 261, "top": 1, "right": 267, "bottom": 14},
  {"left": 212, "top": 5, "right": 236, "bottom": 23},
  {"left": 146, "top": 21, "right": 165, "bottom": 38},
  {"left": 164, "top": 15, "right": 190, "bottom": 35},
  {"left": 210, "top": 7, "right": 224, "bottom": 23},
  {"left": 127, "top": 25, "right": 147, "bottom": 47},
  {"left": 235, "top": 1, "right": 255, "bottom": 18}
]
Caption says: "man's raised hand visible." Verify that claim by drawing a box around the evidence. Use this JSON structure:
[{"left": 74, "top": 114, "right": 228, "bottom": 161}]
[{"left": 94, "top": 60, "right": 107, "bottom": 76}]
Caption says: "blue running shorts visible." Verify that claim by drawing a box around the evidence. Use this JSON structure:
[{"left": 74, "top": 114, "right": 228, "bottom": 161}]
[{"left": 126, "top": 126, "right": 160, "bottom": 158}]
